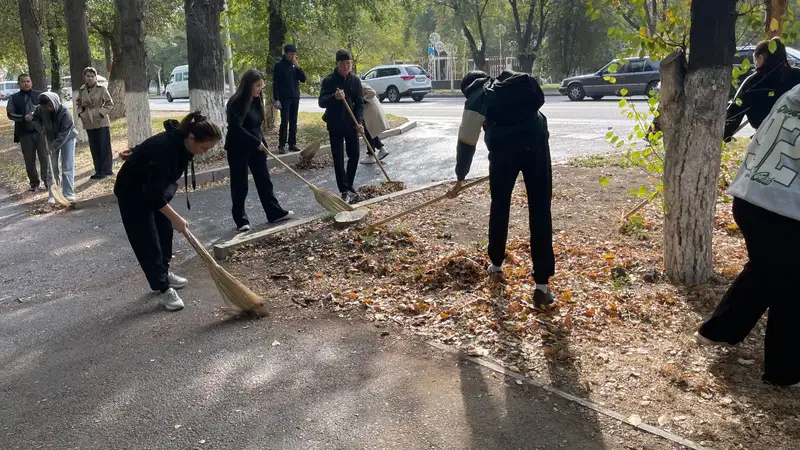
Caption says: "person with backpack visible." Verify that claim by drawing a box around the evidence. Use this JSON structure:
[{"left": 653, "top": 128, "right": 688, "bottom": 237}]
[
  {"left": 6, "top": 74, "right": 47, "bottom": 192},
  {"left": 272, "top": 44, "right": 306, "bottom": 154},
  {"left": 724, "top": 37, "right": 800, "bottom": 141},
  {"left": 694, "top": 82, "right": 800, "bottom": 388},
  {"left": 446, "top": 70, "right": 555, "bottom": 307},
  {"left": 75, "top": 67, "right": 115, "bottom": 179},
  {"left": 318, "top": 49, "right": 364, "bottom": 203},
  {"left": 115, "top": 111, "right": 222, "bottom": 312},
  {"left": 31, "top": 92, "right": 78, "bottom": 204}
]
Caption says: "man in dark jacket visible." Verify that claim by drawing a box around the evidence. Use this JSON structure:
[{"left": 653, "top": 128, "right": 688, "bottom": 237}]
[
  {"left": 273, "top": 44, "right": 307, "bottom": 154},
  {"left": 6, "top": 74, "right": 47, "bottom": 191},
  {"left": 318, "top": 49, "right": 365, "bottom": 203},
  {"left": 447, "top": 70, "right": 555, "bottom": 307}
]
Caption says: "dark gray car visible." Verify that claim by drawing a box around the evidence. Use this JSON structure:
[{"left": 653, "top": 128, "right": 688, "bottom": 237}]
[{"left": 559, "top": 58, "right": 660, "bottom": 101}]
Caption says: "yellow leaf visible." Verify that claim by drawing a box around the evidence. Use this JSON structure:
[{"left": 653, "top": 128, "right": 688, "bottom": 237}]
[
  {"left": 440, "top": 312, "right": 450, "bottom": 320},
  {"left": 770, "top": 18, "right": 780, "bottom": 32},
  {"left": 561, "top": 290, "right": 573, "bottom": 301},
  {"left": 314, "top": 273, "right": 324, "bottom": 278}
]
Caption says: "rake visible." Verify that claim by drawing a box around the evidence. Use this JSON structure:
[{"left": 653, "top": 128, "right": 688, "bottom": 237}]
[
  {"left": 261, "top": 147, "right": 354, "bottom": 214},
  {"left": 366, "top": 176, "right": 489, "bottom": 232},
  {"left": 341, "top": 99, "right": 393, "bottom": 183},
  {"left": 44, "top": 140, "right": 71, "bottom": 207},
  {"left": 182, "top": 229, "right": 266, "bottom": 312}
]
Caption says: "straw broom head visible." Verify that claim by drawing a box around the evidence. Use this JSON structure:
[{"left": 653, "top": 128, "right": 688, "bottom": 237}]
[
  {"left": 45, "top": 147, "right": 70, "bottom": 207},
  {"left": 182, "top": 230, "right": 265, "bottom": 312},
  {"left": 312, "top": 186, "right": 355, "bottom": 213}
]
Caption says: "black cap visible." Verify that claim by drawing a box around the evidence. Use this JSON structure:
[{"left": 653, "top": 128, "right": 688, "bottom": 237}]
[
  {"left": 284, "top": 44, "right": 297, "bottom": 54},
  {"left": 336, "top": 49, "right": 352, "bottom": 62}
]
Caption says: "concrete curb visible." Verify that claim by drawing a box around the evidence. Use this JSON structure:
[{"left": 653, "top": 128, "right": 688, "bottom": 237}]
[
  {"left": 72, "top": 121, "right": 419, "bottom": 211},
  {"left": 298, "top": 89, "right": 561, "bottom": 99},
  {"left": 212, "top": 178, "right": 453, "bottom": 260}
]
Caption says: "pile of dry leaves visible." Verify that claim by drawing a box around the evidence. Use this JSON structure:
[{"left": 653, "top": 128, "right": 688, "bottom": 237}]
[{"left": 226, "top": 164, "right": 799, "bottom": 449}]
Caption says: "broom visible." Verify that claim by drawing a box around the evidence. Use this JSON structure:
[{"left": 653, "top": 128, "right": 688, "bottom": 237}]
[
  {"left": 299, "top": 141, "right": 321, "bottom": 162},
  {"left": 261, "top": 147, "right": 354, "bottom": 213},
  {"left": 341, "top": 98, "right": 393, "bottom": 183},
  {"left": 44, "top": 139, "right": 71, "bottom": 207},
  {"left": 182, "top": 229, "right": 266, "bottom": 312},
  {"left": 366, "top": 176, "right": 489, "bottom": 232}
]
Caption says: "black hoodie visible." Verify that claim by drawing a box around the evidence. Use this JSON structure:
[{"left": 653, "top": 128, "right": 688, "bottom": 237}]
[
  {"left": 114, "top": 120, "right": 195, "bottom": 210},
  {"left": 318, "top": 68, "right": 364, "bottom": 133}
]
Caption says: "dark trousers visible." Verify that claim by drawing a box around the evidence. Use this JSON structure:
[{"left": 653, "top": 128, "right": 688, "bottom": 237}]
[
  {"left": 278, "top": 98, "right": 300, "bottom": 148},
  {"left": 363, "top": 127, "right": 384, "bottom": 154},
  {"left": 119, "top": 201, "right": 172, "bottom": 293},
  {"left": 227, "top": 148, "right": 287, "bottom": 227},
  {"left": 488, "top": 146, "right": 554, "bottom": 284},
  {"left": 329, "top": 129, "right": 360, "bottom": 194},
  {"left": 19, "top": 132, "right": 48, "bottom": 188},
  {"left": 699, "top": 198, "right": 800, "bottom": 386},
  {"left": 87, "top": 127, "right": 113, "bottom": 175}
]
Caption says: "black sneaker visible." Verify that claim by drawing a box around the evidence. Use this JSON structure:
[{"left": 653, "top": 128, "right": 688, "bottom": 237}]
[
  {"left": 278, "top": 147, "right": 287, "bottom": 155},
  {"left": 289, "top": 145, "right": 301, "bottom": 153},
  {"left": 533, "top": 289, "right": 555, "bottom": 308},
  {"left": 341, "top": 192, "right": 348, "bottom": 202},
  {"left": 90, "top": 174, "right": 104, "bottom": 180},
  {"left": 29, "top": 185, "right": 38, "bottom": 192}
]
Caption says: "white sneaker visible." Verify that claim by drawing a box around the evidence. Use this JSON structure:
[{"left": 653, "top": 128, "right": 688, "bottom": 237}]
[
  {"left": 237, "top": 224, "right": 251, "bottom": 232},
  {"left": 360, "top": 154, "right": 376, "bottom": 164},
  {"left": 47, "top": 197, "right": 56, "bottom": 205},
  {"left": 65, "top": 195, "right": 76, "bottom": 203},
  {"left": 167, "top": 272, "right": 188, "bottom": 289},
  {"left": 693, "top": 331, "right": 730, "bottom": 347},
  {"left": 378, "top": 148, "right": 389, "bottom": 160},
  {"left": 159, "top": 288, "right": 185, "bottom": 311},
  {"left": 270, "top": 211, "right": 295, "bottom": 224},
  {"left": 486, "top": 264, "right": 504, "bottom": 282}
]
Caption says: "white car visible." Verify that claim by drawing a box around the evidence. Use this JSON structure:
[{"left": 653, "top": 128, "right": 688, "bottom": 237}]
[{"left": 361, "top": 64, "right": 432, "bottom": 103}]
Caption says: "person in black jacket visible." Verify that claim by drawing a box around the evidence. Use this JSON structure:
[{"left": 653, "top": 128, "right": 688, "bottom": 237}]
[
  {"left": 318, "top": 49, "right": 365, "bottom": 203},
  {"left": 273, "top": 44, "right": 307, "bottom": 154},
  {"left": 6, "top": 74, "right": 47, "bottom": 191},
  {"left": 226, "top": 69, "right": 293, "bottom": 232},
  {"left": 725, "top": 37, "right": 800, "bottom": 141},
  {"left": 447, "top": 70, "right": 555, "bottom": 308},
  {"left": 114, "top": 111, "right": 222, "bottom": 312}
]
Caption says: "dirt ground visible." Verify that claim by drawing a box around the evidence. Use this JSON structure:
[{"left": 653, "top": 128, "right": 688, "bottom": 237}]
[{"left": 224, "top": 161, "right": 799, "bottom": 450}]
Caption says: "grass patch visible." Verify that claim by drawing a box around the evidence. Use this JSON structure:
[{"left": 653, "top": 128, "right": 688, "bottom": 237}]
[{"left": 571, "top": 152, "right": 633, "bottom": 168}]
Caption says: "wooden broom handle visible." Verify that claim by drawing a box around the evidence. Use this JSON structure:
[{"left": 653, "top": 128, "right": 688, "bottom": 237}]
[
  {"left": 341, "top": 97, "right": 392, "bottom": 182},
  {"left": 261, "top": 147, "right": 315, "bottom": 188},
  {"left": 367, "top": 176, "right": 489, "bottom": 230}
]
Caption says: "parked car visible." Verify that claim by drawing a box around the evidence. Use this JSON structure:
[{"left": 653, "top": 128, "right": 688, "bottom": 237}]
[
  {"left": 165, "top": 65, "right": 189, "bottom": 102},
  {"left": 559, "top": 58, "right": 660, "bottom": 101},
  {"left": 0, "top": 81, "right": 19, "bottom": 101},
  {"left": 361, "top": 64, "right": 432, "bottom": 102}
]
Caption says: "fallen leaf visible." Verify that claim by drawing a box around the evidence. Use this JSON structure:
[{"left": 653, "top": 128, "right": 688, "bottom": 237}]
[
  {"left": 271, "top": 341, "right": 281, "bottom": 347},
  {"left": 628, "top": 414, "right": 642, "bottom": 426},
  {"left": 737, "top": 358, "right": 755, "bottom": 366}
]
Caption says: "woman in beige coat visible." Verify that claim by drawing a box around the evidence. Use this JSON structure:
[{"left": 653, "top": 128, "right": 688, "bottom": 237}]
[
  {"left": 360, "top": 81, "right": 390, "bottom": 164},
  {"left": 75, "top": 67, "right": 115, "bottom": 179}
]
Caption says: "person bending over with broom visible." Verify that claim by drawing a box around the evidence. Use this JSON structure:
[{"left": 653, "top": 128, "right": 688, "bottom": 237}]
[
  {"left": 446, "top": 70, "right": 556, "bottom": 308},
  {"left": 319, "top": 49, "right": 365, "bottom": 203},
  {"left": 226, "top": 69, "right": 294, "bottom": 232},
  {"left": 32, "top": 92, "right": 78, "bottom": 204},
  {"left": 114, "top": 111, "right": 222, "bottom": 311}
]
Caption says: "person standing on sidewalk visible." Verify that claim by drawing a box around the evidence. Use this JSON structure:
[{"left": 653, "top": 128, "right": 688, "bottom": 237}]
[
  {"left": 359, "top": 80, "right": 390, "bottom": 165},
  {"left": 75, "top": 67, "right": 115, "bottom": 179},
  {"left": 226, "top": 69, "right": 294, "bottom": 232},
  {"left": 31, "top": 92, "right": 78, "bottom": 204},
  {"left": 273, "top": 44, "right": 306, "bottom": 154},
  {"left": 695, "top": 83, "right": 800, "bottom": 388},
  {"left": 446, "top": 70, "right": 555, "bottom": 308},
  {"left": 114, "top": 111, "right": 222, "bottom": 312},
  {"left": 318, "top": 49, "right": 364, "bottom": 203},
  {"left": 6, "top": 74, "right": 47, "bottom": 192}
]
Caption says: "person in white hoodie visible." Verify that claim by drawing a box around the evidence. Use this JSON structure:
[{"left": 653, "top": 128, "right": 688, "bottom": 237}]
[
  {"left": 359, "top": 81, "right": 390, "bottom": 164},
  {"left": 695, "top": 83, "right": 800, "bottom": 388}
]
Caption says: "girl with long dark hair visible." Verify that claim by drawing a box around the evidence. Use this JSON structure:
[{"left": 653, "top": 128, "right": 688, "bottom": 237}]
[
  {"left": 114, "top": 111, "right": 222, "bottom": 311},
  {"left": 225, "top": 69, "right": 293, "bottom": 231}
]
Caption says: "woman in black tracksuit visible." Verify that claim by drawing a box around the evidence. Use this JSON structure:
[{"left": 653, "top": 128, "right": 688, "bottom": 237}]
[
  {"left": 114, "top": 111, "right": 222, "bottom": 312},
  {"left": 724, "top": 37, "right": 800, "bottom": 141},
  {"left": 225, "top": 69, "right": 293, "bottom": 232}
]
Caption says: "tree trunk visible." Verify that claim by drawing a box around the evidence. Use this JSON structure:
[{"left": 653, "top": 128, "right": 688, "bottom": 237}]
[
  {"left": 64, "top": 0, "right": 92, "bottom": 143},
  {"left": 765, "top": 0, "right": 788, "bottom": 37},
  {"left": 104, "top": 36, "right": 112, "bottom": 78},
  {"left": 518, "top": 54, "right": 535, "bottom": 74},
  {"left": 265, "top": 0, "right": 286, "bottom": 131},
  {"left": 17, "top": 0, "right": 47, "bottom": 90},
  {"left": 185, "top": 0, "right": 226, "bottom": 154},
  {"left": 107, "top": 36, "right": 126, "bottom": 121},
  {"left": 47, "top": 26, "right": 60, "bottom": 98},
  {"left": 660, "top": 0, "right": 737, "bottom": 284},
  {"left": 116, "top": 0, "right": 151, "bottom": 147}
]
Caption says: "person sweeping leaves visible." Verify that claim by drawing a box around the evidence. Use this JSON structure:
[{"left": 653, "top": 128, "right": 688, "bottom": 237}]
[
  {"left": 31, "top": 92, "right": 78, "bottom": 204},
  {"left": 114, "top": 111, "right": 222, "bottom": 311},
  {"left": 446, "top": 70, "right": 555, "bottom": 307}
]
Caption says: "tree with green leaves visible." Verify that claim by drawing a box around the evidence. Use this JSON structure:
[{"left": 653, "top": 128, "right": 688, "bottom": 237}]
[
  {"left": 506, "top": 0, "right": 548, "bottom": 73},
  {"left": 436, "top": 0, "right": 491, "bottom": 72}
]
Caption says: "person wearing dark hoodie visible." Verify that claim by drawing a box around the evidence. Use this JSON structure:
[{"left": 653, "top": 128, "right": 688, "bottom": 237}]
[
  {"left": 695, "top": 83, "right": 800, "bottom": 388},
  {"left": 114, "top": 111, "right": 222, "bottom": 312},
  {"left": 446, "top": 70, "right": 555, "bottom": 307},
  {"left": 724, "top": 37, "right": 800, "bottom": 141},
  {"left": 6, "top": 74, "right": 47, "bottom": 192},
  {"left": 31, "top": 91, "right": 78, "bottom": 204},
  {"left": 318, "top": 49, "right": 364, "bottom": 203},
  {"left": 272, "top": 44, "right": 306, "bottom": 154},
  {"left": 225, "top": 69, "right": 293, "bottom": 232}
]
